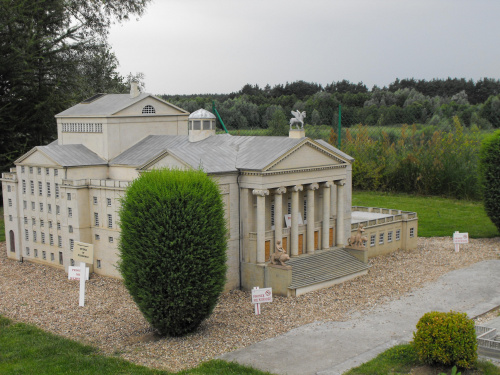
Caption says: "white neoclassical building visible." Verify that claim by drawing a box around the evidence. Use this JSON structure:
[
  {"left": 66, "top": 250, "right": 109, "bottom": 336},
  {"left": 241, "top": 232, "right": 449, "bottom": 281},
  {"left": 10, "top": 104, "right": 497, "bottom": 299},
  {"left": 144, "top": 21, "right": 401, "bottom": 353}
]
[{"left": 2, "top": 84, "right": 417, "bottom": 296}]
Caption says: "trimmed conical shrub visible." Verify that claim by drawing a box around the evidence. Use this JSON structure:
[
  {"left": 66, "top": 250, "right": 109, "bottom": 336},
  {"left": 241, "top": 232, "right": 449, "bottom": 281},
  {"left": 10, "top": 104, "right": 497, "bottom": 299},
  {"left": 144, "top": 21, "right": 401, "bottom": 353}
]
[
  {"left": 479, "top": 129, "right": 500, "bottom": 233},
  {"left": 118, "top": 168, "right": 227, "bottom": 336}
]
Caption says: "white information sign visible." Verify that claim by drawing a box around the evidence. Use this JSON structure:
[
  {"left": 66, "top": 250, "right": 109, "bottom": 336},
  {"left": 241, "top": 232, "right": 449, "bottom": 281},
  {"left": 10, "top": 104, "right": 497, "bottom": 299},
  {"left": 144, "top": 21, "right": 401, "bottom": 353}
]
[
  {"left": 74, "top": 241, "right": 94, "bottom": 264},
  {"left": 68, "top": 266, "right": 89, "bottom": 281},
  {"left": 453, "top": 231, "right": 469, "bottom": 252},
  {"left": 252, "top": 287, "right": 273, "bottom": 304},
  {"left": 284, "top": 213, "right": 303, "bottom": 228}
]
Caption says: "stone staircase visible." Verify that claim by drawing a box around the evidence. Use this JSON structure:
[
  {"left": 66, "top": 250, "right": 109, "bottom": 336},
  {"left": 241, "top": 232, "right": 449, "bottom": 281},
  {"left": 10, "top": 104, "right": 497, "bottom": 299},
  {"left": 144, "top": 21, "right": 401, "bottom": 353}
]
[{"left": 286, "top": 248, "right": 370, "bottom": 296}]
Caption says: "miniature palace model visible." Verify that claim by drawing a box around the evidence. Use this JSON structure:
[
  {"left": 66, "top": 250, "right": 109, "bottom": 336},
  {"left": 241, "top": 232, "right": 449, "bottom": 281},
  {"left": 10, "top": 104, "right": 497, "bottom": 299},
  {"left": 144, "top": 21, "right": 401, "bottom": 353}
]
[{"left": 1, "top": 84, "right": 418, "bottom": 296}]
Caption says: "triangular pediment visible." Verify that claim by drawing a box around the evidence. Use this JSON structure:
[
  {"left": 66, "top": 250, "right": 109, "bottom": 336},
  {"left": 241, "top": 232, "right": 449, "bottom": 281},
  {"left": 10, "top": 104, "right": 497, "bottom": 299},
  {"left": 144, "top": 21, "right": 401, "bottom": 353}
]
[
  {"left": 141, "top": 151, "right": 191, "bottom": 171},
  {"left": 113, "top": 96, "right": 188, "bottom": 116},
  {"left": 15, "top": 148, "right": 59, "bottom": 167},
  {"left": 265, "top": 140, "right": 348, "bottom": 172}
]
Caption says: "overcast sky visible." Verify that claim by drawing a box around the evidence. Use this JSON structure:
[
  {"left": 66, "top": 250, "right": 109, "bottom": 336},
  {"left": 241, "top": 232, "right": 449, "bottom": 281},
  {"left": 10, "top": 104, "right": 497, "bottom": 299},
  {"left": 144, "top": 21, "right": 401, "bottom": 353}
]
[{"left": 108, "top": 0, "right": 500, "bottom": 95}]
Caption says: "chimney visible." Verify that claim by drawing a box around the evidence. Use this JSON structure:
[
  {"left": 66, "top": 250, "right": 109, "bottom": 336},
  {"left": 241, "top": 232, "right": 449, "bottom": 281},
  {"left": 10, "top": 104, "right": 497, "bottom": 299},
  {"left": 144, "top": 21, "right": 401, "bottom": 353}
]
[{"left": 130, "top": 81, "right": 140, "bottom": 98}]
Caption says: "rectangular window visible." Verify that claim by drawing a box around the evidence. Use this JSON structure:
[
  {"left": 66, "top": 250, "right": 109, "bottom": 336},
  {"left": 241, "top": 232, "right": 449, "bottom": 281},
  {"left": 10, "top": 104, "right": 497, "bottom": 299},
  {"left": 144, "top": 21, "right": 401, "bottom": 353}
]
[
  {"left": 31, "top": 201, "right": 35, "bottom": 210},
  {"left": 30, "top": 180, "right": 34, "bottom": 195},
  {"left": 34, "top": 249, "right": 38, "bottom": 258},
  {"left": 58, "top": 236, "right": 62, "bottom": 248},
  {"left": 46, "top": 168, "right": 50, "bottom": 176},
  {"left": 39, "top": 203, "right": 43, "bottom": 212},
  {"left": 56, "top": 205, "right": 60, "bottom": 215},
  {"left": 29, "top": 167, "right": 33, "bottom": 174},
  {"left": 396, "top": 229, "right": 401, "bottom": 241},
  {"left": 303, "top": 199, "right": 307, "bottom": 221},
  {"left": 42, "top": 250, "right": 46, "bottom": 260},
  {"left": 26, "top": 247, "right": 30, "bottom": 256},
  {"left": 59, "top": 252, "right": 63, "bottom": 265},
  {"left": 9, "top": 215, "right": 12, "bottom": 222},
  {"left": 97, "top": 259, "right": 101, "bottom": 269},
  {"left": 93, "top": 196, "right": 98, "bottom": 205},
  {"left": 8, "top": 198, "right": 12, "bottom": 207},
  {"left": 379, "top": 233, "right": 384, "bottom": 244},
  {"left": 270, "top": 204, "right": 275, "bottom": 226},
  {"left": 410, "top": 227, "right": 415, "bottom": 238},
  {"left": 22, "top": 180, "right": 26, "bottom": 194},
  {"left": 68, "top": 225, "right": 73, "bottom": 233},
  {"left": 55, "top": 183, "right": 59, "bottom": 198},
  {"left": 24, "top": 216, "right": 28, "bottom": 224},
  {"left": 48, "top": 204, "right": 52, "bottom": 213},
  {"left": 370, "top": 234, "right": 376, "bottom": 247},
  {"left": 33, "top": 231, "right": 37, "bottom": 242},
  {"left": 95, "top": 234, "right": 100, "bottom": 240},
  {"left": 25, "top": 229, "right": 29, "bottom": 241},
  {"left": 107, "top": 198, "right": 112, "bottom": 206},
  {"left": 67, "top": 193, "right": 71, "bottom": 200},
  {"left": 23, "top": 200, "right": 27, "bottom": 209},
  {"left": 40, "top": 219, "right": 44, "bottom": 227},
  {"left": 7, "top": 185, "right": 11, "bottom": 192},
  {"left": 37, "top": 167, "right": 41, "bottom": 175},
  {"left": 107, "top": 214, "right": 112, "bottom": 228},
  {"left": 68, "top": 207, "right": 72, "bottom": 217},
  {"left": 32, "top": 217, "right": 36, "bottom": 225},
  {"left": 287, "top": 201, "right": 291, "bottom": 215},
  {"left": 21, "top": 166, "right": 25, "bottom": 173},
  {"left": 388, "top": 231, "right": 393, "bottom": 242},
  {"left": 70, "top": 239, "right": 74, "bottom": 250},
  {"left": 47, "top": 182, "right": 51, "bottom": 197},
  {"left": 50, "top": 253, "right": 54, "bottom": 261},
  {"left": 57, "top": 222, "right": 61, "bottom": 230},
  {"left": 94, "top": 213, "right": 99, "bottom": 226},
  {"left": 49, "top": 220, "right": 53, "bottom": 228},
  {"left": 70, "top": 258, "right": 74, "bottom": 266},
  {"left": 38, "top": 181, "right": 42, "bottom": 195},
  {"left": 54, "top": 169, "right": 58, "bottom": 176},
  {"left": 49, "top": 234, "right": 54, "bottom": 246},
  {"left": 41, "top": 232, "right": 45, "bottom": 244},
  {"left": 108, "top": 236, "right": 114, "bottom": 243}
]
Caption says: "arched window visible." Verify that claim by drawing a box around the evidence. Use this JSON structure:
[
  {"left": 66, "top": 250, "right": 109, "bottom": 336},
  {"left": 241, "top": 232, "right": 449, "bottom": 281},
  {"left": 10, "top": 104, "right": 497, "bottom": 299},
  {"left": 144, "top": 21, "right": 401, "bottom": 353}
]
[{"left": 142, "top": 105, "right": 156, "bottom": 114}]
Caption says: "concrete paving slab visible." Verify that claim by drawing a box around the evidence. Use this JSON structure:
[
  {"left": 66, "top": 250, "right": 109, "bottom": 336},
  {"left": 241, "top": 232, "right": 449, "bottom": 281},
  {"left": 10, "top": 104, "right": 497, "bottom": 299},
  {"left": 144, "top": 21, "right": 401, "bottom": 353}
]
[{"left": 220, "top": 260, "right": 500, "bottom": 375}]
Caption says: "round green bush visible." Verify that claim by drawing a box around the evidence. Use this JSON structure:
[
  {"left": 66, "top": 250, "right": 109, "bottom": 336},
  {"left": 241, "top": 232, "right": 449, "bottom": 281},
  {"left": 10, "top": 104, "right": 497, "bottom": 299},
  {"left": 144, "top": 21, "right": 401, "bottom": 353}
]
[
  {"left": 118, "top": 168, "right": 227, "bottom": 336},
  {"left": 479, "top": 129, "right": 500, "bottom": 233},
  {"left": 412, "top": 311, "right": 477, "bottom": 369}
]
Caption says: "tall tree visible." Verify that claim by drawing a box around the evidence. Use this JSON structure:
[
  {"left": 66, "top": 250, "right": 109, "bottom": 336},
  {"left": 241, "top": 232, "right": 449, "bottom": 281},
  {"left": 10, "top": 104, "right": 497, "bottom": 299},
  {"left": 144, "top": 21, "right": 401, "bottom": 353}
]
[{"left": 0, "top": 0, "right": 151, "bottom": 173}]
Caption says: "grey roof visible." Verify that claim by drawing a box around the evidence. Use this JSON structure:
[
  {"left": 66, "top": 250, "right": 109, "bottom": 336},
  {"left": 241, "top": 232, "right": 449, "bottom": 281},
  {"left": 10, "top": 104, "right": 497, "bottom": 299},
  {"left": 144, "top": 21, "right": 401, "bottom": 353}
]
[
  {"left": 315, "top": 139, "right": 355, "bottom": 162},
  {"left": 34, "top": 144, "right": 107, "bottom": 167},
  {"left": 188, "top": 109, "right": 216, "bottom": 119},
  {"left": 55, "top": 93, "right": 188, "bottom": 117},
  {"left": 110, "top": 134, "right": 350, "bottom": 174}
]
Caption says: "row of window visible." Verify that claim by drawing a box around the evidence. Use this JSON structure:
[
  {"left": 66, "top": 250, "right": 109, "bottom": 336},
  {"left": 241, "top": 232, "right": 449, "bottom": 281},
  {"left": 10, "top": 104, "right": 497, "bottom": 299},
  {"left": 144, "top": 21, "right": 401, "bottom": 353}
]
[
  {"left": 93, "top": 196, "right": 113, "bottom": 206},
  {"left": 61, "top": 123, "right": 103, "bottom": 133},
  {"left": 25, "top": 247, "right": 63, "bottom": 264},
  {"left": 22, "top": 180, "right": 60, "bottom": 197},
  {"left": 20, "top": 166, "right": 59, "bottom": 176},
  {"left": 367, "top": 227, "right": 415, "bottom": 247},
  {"left": 22, "top": 200, "right": 60, "bottom": 214},
  {"left": 94, "top": 213, "right": 113, "bottom": 228},
  {"left": 23, "top": 217, "right": 71, "bottom": 230}
]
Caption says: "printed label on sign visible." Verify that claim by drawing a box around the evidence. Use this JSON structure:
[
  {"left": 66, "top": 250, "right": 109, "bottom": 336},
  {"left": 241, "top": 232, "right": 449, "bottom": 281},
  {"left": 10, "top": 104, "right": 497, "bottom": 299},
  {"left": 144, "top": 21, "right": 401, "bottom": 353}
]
[
  {"left": 252, "top": 287, "right": 273, "bottom": 304},
  {"left": 68, "top": 266, "right": 89, "bottom": 280},
  {"left": 453, "top": 232, "right": 469, "bottom": 244}
]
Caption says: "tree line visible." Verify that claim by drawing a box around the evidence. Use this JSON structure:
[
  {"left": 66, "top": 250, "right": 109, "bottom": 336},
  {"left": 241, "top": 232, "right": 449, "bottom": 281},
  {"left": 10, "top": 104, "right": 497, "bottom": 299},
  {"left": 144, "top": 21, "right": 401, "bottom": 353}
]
[{"left": 162, "top": 78, "right": 500, "bottom": 132}]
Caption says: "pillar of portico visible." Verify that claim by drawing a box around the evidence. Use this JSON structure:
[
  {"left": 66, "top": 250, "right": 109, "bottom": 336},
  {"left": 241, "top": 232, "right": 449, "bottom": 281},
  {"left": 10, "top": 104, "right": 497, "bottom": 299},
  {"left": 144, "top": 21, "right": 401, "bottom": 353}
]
[
  {"left": 253, "top": 189, "right": 269, "bottom": 263},
  {"left": 335, "top": 180, "right": 346, "bottom": 247},
  {"left": 306, "top": 183, "right": 319, "bottom": 254},
  {"left": 273, "top": 187, "right": 286, "bottom": 246},
  {"left": 290, "top": 185, "right": 303, "bottom": 257},
  {"left": 322, "top": 181, "right": 332, "bottom": 250}
]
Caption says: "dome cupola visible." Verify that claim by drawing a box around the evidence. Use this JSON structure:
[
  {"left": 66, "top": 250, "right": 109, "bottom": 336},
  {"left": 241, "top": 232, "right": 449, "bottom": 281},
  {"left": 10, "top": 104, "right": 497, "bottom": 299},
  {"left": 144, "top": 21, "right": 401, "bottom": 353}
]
[{"left": 188, "top": 109, "right": 216, "bottom": 142}]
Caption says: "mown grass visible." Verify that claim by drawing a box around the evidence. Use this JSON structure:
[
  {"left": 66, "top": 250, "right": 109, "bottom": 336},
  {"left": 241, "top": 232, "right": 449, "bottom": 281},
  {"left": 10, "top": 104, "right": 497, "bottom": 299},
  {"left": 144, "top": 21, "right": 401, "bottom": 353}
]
[
  {"left": 352, "top": 191, "right": 499, "bottom": 238},
  {"left": 0, "top": 316, "right": 271, "bottom": 375},
  {"left": 345, "top": 344, "right": 500, "bottom": 375}
]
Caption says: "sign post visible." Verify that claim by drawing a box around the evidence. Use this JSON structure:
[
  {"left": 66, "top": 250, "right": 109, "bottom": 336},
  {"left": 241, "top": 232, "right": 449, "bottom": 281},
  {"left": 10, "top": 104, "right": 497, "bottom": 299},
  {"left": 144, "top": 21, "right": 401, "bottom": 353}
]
[
  {"left": 74, "top": 241, "right": 94, "bottom": 307},
  {"left": 251, "top": 287, "right": 273, "bottom": 315},
  {"left": 453, "top": 231, "right": 469, "bottom": 252}
]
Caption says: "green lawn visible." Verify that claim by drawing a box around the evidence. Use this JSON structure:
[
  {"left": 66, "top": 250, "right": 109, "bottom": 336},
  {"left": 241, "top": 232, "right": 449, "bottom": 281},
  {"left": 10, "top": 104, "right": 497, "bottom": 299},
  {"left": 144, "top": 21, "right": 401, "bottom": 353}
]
[
  {"left": 344, "top": 344, "right": 500, "bottom": 375},
  {"left": 352, "top": 191, "right": 499, "bottom": 238},
  {"left": 0, "top": 316, "right": 271, "bottom": 375}
]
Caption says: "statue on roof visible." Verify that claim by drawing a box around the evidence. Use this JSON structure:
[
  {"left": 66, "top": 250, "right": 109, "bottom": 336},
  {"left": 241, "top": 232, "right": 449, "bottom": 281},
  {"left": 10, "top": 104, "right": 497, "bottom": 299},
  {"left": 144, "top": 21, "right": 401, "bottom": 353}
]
[{"left": 290, "top": 110, "right": 306, "bottom": 130}]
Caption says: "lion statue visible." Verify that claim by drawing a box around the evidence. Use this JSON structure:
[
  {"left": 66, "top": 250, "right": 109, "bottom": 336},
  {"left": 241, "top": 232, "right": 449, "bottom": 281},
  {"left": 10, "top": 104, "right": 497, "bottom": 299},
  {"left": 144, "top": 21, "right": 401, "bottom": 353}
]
[
  {"left": 269, "top": 240, "right": 291, "bottom": 266},
  {"left": 347, "top": 224, "right": 366, "bottom": 248}
]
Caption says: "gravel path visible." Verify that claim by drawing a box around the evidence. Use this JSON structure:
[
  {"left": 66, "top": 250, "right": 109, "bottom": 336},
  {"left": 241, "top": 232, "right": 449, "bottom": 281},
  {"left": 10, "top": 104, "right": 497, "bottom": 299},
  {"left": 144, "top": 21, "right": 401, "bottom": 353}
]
[{"left": 1, "top": 238, "right": 499, "bottom": 372}]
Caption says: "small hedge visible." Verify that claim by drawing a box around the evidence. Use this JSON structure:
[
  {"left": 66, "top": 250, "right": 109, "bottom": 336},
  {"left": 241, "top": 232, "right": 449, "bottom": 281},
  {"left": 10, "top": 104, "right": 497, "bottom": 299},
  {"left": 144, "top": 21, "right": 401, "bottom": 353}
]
[
  {"left": 412, "top": 311, "right": 477, "bottom": 369},
  {"left": 118, "top": 168, "right": 227, "bottom": 336},
  {"left": 479, "top": 129, "right": 500, "bottom": 232}
]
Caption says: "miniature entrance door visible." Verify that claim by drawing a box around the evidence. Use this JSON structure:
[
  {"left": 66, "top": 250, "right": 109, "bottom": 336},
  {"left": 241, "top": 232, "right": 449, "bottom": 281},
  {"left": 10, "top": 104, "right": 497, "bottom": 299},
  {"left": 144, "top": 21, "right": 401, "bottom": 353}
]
[
  {"left": 265, "top": 240, "right": 271, "bottom": 261},
  {"left": 298, "top": 234, "right": 303, "bottom": 255},
  {"left": 9, "top": 230, "right": 15, "bottom": 253}
]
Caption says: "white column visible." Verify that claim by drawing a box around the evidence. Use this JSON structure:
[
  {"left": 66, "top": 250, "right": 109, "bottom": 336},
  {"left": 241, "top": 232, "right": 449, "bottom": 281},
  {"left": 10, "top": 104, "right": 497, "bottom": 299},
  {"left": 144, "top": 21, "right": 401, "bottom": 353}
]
[
  {"left": 322, "top": 182, "right": 332, "bottom": 250},
  {"left": 306, "top": 183, "right": 319, "bottom": 254},
  {"left": 335, "top": 180, "right": 346, "bottom": 247},
  {"left": 274, "top": 187, "right": 286, "bottom": 245},
  {"left": 253, "top": 189, "right": 269, "bottom": 263},
  {"left": 290, "top": 185, "right": 303, "bottom": 257}
]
